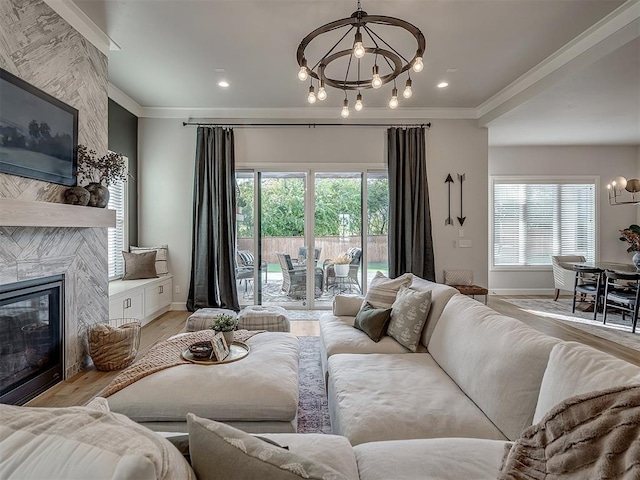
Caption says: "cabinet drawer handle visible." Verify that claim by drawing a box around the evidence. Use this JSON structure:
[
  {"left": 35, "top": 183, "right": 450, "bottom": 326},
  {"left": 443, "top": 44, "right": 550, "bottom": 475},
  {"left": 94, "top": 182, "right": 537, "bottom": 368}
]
[{"left": 159, "top": 285, "right": 163, "bottom": 294}]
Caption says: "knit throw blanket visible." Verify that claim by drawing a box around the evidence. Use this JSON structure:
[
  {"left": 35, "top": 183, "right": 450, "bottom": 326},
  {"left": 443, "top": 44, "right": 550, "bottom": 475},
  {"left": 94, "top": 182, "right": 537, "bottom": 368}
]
[
  {"left": 101, "top": 329, "right": 263, "bottom": 398},
  {"left": 498, "top": 384, "right": 640, "bottom": 480}
]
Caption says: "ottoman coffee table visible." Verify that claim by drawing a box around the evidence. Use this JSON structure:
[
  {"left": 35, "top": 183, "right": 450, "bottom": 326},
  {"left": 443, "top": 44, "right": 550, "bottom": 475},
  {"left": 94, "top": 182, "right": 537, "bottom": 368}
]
[
  {"left": 237, "top": 305, "right": 290, "bottom": 332},
  {"left": 184, "top": 308, "right": 237, "bottom": 332},
  {"left": 106, "top": 332, "right": 299, "bottom": 433}
]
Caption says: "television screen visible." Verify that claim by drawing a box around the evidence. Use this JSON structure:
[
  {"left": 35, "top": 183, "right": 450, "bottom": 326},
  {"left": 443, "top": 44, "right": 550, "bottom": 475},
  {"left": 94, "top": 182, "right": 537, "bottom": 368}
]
[{"left": 0, "top": 68, "right": 78, "bottom": 186}]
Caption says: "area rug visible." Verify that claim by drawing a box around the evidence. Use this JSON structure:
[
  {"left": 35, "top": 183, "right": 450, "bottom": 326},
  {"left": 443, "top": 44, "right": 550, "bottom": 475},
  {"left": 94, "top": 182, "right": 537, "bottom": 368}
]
[
  {"left": 296, "top": 336, "right": 331, "bottom": 434},
  {"left": 502, "top": 298, "right": 639, "bottom": 352}
]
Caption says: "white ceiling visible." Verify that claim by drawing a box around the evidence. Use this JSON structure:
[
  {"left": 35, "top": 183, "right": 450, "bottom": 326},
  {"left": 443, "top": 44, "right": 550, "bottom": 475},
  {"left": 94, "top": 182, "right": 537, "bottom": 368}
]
[{"left": 69, "top": 0, "right": 640, "bottom": 146}]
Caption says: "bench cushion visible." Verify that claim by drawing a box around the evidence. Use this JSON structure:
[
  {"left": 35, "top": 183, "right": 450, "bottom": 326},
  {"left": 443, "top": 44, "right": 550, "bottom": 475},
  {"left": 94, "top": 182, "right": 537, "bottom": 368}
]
[
  {"left": 108, "top": 333, "right": 299, "bottom": 432},
  {"left": 327, "top": 353, "right": 506, "bottom": 445}
]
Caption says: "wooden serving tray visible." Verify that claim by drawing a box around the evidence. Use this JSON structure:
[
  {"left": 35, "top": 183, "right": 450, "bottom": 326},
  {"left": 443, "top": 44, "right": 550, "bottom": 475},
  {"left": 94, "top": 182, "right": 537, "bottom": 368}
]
[{"left": 181, "top": 341, "right": 250, "bottom": 365}]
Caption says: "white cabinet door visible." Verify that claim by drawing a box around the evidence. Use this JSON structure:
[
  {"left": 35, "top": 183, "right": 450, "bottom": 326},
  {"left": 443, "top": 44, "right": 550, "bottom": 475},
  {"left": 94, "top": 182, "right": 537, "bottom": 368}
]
[
  {"left": 144, "top": 277, "right": 172, "bottom": 319},
  {"left": 110, "top": 289, "right": 144, "bottom": 321}
]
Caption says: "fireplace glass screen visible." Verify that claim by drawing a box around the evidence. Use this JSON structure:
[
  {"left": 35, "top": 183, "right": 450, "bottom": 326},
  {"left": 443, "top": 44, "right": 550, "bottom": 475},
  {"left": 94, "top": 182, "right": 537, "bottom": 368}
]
[{"left": 0, "top": 275, "right": 63, "bottom": 405}]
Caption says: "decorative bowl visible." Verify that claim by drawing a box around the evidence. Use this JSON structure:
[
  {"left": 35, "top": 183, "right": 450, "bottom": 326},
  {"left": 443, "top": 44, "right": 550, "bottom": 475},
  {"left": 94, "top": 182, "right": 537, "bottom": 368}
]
[{"left": 188, "top": 341, "right": 213, "bottom": 359}]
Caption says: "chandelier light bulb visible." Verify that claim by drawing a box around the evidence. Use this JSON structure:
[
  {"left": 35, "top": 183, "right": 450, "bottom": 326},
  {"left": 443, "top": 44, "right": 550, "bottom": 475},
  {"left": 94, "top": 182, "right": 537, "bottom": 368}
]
[
  {"left": 403, "top": 78, "right": 413, "bottom": 98},
  {"left": 355, "top": 93, "right": 363, "bottom": 111},
  {"left": 307, "top": 85, "right": 316, "bottom": 104},
  {"left": 298, "top": 66, "right": 308, "bottom": 82},
  {"left": 317, "top": 86, "right": 327, "bottom": 101},
  {"left": 389, "top": 87, "right": 399, "bottom": 109},
  {"left": 614, "top": 176, "right": 628, "bottom": 190},
  {"left": 341, "top": 98, "right": 350, "bottom": 118},
  {"left": 353, "top": 31, "right": 365, "bottom": 59},
  {"left": 413, "top": 56, "right": 424, "bottom": 73},
  {"left": 372, "top": 65, "right": 382, "bottom": 89}
]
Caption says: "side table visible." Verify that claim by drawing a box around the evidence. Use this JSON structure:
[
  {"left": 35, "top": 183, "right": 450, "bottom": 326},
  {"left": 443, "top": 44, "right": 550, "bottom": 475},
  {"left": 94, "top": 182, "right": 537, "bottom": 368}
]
[{"left": 451, "top": 284, "right": 489, "bottom": 304}]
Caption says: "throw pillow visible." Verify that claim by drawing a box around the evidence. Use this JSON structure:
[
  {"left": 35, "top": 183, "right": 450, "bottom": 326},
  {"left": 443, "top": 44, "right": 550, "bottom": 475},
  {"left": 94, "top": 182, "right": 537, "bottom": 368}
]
[
  {"left": 387, "top": 286, "right": 432, "bottom": 351},
  {"left": 364, "top": 271, "right": 413, "bottom": 309},
  {"left": 498, "top": 385, "right": 640, "bottom": 480},
  {"left": 187, "top": 413, "right": 347, "bottom": 480},
  {"left": 443, "top": 269, "right": 473, "bottom": 286},
  {"left": 354, "top": 302, "right": 392, "bottom": 342},
  {"left": 0, "top": 404, "right": 194, "bottom": 480},
  {"left": 122, "top": 251, "right": 158, "bottom": 280},
  {"left": 130, "top": 245, "right": 169, "bottom": 275}
]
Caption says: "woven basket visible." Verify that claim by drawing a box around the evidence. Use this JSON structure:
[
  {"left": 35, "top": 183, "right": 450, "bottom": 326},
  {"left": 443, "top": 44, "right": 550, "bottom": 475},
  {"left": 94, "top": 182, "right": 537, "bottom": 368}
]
[{"left": 88, "top": 319, "right": 141, "bottom": 371}]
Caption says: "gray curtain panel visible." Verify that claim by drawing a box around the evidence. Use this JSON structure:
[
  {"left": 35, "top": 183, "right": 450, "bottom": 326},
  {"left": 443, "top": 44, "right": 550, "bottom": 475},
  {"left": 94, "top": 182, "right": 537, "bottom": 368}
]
[
  {"left": 187, "top": 127, "right": 240, "bottom": 312},
  {"left": 387, "top": 127, "right": 435, "bottom": 281}
]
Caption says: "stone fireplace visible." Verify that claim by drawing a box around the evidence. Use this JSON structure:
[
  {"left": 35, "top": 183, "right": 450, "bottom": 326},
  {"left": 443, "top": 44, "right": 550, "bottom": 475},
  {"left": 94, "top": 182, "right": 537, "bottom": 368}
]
[{"left": 0, "top": 199, "right": 115, "bottom": 390}]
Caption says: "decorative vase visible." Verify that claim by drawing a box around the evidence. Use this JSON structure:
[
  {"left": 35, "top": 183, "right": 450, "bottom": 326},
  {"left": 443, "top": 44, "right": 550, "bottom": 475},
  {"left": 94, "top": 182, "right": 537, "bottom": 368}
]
[
  {"left": 219, "top": 330, "right": 234, "bottom": 346},
  {"left": 334, "top": 263, "right": 350, "bottom": 277},
  {"left": 633, "top": 252, "right": 640, "bottom": 270},
  {"left": 85, "top": 182, "right": 109, "bottom": 208},
  {"left": 63, "top": 186, "right": 90, "bottom": 206}
]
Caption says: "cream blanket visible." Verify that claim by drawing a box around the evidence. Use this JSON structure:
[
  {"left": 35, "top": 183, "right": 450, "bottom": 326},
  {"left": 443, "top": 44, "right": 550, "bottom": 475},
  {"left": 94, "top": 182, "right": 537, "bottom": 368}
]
[
  {"left": 101, "top": 329, "right": 263, "bottom": 398},
  {"left": 498, "top": 384, "right": 640, "bottom": 480}
]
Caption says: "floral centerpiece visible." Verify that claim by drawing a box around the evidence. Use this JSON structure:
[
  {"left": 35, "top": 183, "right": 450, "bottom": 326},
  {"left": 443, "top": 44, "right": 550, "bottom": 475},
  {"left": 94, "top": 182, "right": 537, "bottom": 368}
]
[
  {"left": 619, "top": 224, "right": 640, "bottom": 268},
  {"left": 209, "top": 314, "right": 238, "bottom": 345},
  {"left": 64, "top": 145, "right": 126, "bottom": 208}
]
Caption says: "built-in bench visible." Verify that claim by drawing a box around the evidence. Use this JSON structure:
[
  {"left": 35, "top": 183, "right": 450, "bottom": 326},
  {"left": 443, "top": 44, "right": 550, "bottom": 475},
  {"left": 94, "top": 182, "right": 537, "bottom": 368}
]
[{"left": 109, "top": 275, "right": 173, "bottom": 326}]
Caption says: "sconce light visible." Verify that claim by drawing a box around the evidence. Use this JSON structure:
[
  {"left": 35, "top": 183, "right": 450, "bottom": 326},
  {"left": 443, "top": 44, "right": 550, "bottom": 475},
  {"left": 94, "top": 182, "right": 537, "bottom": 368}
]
[{"left": 607, "top": 176, "right": 640, "bottom": 205}]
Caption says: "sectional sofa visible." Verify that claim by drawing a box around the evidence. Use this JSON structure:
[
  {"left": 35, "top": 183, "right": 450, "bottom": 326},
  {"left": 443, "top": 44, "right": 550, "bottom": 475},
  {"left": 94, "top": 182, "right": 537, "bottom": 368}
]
[{"left": 1, "top": 275, "right": 639, "bottom": 479}]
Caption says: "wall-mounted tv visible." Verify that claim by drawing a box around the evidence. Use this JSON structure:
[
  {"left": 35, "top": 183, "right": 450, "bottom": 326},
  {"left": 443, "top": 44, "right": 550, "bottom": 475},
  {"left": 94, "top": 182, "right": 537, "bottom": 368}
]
[{"left": 0, "top": 68, "right": 78, "bottom": 186}]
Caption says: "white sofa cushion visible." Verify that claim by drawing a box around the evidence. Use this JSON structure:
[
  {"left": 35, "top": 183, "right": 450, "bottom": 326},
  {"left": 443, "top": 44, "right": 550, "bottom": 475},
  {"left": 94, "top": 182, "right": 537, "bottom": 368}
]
[
  {"left": 327, "top": 353, "right": 506, "bottom": 445},
  {"left": 107, "top": 332, "right": 299, "bottom": 431},
  {"left": 333, "top": 294, "right": 365, "bottom": 316},
  {"left": 0, "top": 404, "right": 194, "bottom": 480},
  {"left": 354, "top": 438, "right": 507, "bottom": 480},
  {"left": 533, "top": 341, "right": 640, "bottom": 423},
  {"left": 428, "top": 294, "right": 561, "bottom": 441},
  {"left": 409, "top": 278, "right": 459, "bottom": 348}
]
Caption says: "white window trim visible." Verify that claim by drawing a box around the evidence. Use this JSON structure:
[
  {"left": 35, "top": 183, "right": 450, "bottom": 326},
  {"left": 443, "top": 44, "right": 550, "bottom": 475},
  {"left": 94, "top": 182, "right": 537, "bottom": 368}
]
[
  {"left": 489, "top": 175, "right": 599, "bottom": 272},
  {"left": 108, "top": 155, "right": 129, "bottom": 281}
]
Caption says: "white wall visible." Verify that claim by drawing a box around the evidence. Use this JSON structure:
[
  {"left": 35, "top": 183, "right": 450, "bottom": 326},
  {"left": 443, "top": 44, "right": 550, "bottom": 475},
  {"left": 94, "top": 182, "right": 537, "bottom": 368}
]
[
  {"left": 138, "top": 119, "right": 489, "bottom": 306},
  {"left": 489, "top": 145, "right": 640, "bottom": 294}
]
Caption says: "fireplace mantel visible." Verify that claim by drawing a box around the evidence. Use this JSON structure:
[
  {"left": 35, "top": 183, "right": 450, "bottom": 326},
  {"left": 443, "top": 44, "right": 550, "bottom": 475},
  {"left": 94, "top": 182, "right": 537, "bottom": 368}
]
[{"left": 0, "top": 198, "right": 115, "bottom": 228}]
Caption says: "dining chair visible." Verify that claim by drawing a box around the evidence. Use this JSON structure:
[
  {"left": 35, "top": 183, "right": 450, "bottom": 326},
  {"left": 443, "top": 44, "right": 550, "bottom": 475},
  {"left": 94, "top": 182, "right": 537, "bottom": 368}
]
[
  {"left": 551, "top": 255, "right": 586, "bottom": 301},
  {"left": 602, "top": 270, "right": 640, "bottom": 333},
  {"left": 571, "top": 266, "right": 603, "bottom": 321}
]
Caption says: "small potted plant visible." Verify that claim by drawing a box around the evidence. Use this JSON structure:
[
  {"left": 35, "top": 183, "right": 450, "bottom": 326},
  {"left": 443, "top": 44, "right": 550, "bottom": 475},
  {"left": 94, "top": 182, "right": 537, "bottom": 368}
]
[
  {"left": 619, "top": 224, "right": 640, "bottom": 268},
  {"left": 332, "top": 253, "right": 352, "bottom": 277},
  {"left": 209, "top": 314, "right": 238, "bottom": 345},
  {"left": 75, "top": 145, "right": 127, "bottom": 208}
]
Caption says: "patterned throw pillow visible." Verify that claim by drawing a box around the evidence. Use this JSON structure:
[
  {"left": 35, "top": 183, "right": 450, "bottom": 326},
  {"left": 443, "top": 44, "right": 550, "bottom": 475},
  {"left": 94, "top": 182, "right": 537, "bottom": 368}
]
[
  {"left": 130, "top": 245, "right": 169, "bottom": 275},
  {"left": 354, "top": 302, "right": 392, "bottom": 342},
  {"left": 364, "top": 271, "right": 413, "bottom": 309},
  {"left": 443, "top": 269, "right": 473, "bottom": 286},
  {"left": 387, "top": 286, "right": 432, "bottom": 352},
  {"left": 187, "top": 414, "right": 348, "bottom": 480},
  {"left": 122, "top": 251, "right": 158, "bottom": 280}
]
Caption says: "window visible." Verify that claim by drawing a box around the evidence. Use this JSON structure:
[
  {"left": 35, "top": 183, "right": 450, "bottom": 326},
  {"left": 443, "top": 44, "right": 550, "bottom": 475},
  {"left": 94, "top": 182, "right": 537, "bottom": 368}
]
[
  {"left": 107, "top": 157, "right": 128, "bottom": 280},
  {"left": 492, "top": 178, "right": 596, "bottom": 268}
]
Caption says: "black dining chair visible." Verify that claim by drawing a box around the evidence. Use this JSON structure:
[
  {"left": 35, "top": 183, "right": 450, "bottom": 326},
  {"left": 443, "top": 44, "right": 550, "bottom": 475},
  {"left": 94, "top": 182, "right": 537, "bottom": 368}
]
[
  {"left": 602, "top": 270, "right": 640, "bottom": 334},
  {"left": 572, "top": 266, "right": 603, "bottom": 321}
]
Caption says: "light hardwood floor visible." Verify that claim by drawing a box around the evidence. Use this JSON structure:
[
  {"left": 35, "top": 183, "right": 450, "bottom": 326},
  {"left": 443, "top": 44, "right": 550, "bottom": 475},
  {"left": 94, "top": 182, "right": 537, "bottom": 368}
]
[{"left": 25, "top": 296, "right": 638, "bottom": 408}]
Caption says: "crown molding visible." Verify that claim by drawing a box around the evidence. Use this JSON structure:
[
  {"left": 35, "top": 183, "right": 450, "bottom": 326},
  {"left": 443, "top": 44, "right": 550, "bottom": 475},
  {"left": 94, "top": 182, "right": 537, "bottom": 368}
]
[
  {"left": 44, "top": 0, "right": 120, "bottom": 56},
  {"left": 108, "top": 83, "right": 144, "bottom": 117},
  {"left": 477, "top": 0, "right": 640, "bottom": 126},
  {"left": 139, "top": 106, "right": 477, "bottom": 120}
]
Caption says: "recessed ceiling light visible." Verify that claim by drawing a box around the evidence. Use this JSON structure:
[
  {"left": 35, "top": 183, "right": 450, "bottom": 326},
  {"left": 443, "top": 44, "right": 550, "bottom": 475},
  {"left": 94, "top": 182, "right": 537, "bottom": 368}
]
[
  {"left": 218, "top": 80, "right": 230, "bottom": 88},
  {"left": 437, "top": 82, "right": 449, "bottom": 88},
  {"left": 215, "top": 68, "right": 226, "bottom": 73},
  {"left": 446, "top": 68, "right": 458, "bottom": 73}
]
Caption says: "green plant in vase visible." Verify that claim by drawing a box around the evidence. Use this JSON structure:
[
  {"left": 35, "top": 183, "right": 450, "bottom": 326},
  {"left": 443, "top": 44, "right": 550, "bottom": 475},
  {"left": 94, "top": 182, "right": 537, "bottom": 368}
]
[{"left": 209, "top": 314, "right": 238, "bottom": 345}]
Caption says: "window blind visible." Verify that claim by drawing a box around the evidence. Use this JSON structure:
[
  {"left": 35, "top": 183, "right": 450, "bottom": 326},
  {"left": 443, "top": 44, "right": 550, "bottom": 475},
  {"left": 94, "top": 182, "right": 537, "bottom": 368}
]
[
  {"left": 493, "top": 181, "right": 595, "bottom": 267},
  {"left": 107, "top": 176, "right": 127, "bottom": 280}
]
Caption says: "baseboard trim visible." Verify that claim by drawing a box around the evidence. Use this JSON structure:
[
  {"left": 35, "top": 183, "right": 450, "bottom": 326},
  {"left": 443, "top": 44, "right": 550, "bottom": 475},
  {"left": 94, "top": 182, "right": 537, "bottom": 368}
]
[
  {"left": 490, "top": 288, "right": 556, "bottom": 296},
  {"left": 171, "top": 302, "right": 188, "bottom": 311}
]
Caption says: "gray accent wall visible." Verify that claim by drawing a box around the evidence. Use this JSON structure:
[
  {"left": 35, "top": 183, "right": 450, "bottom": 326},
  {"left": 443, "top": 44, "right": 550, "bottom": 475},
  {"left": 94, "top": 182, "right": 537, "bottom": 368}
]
[
  {"left": 0, "top": 0, "right": 109, "bottom": 378},
  {"left": 109, "top": 99, "right": 139, "bottom": 245}
]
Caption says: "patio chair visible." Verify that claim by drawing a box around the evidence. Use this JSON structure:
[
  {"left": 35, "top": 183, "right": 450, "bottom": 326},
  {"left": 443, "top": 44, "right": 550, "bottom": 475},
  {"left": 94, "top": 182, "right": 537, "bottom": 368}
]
[
  {"left": 297, "top": 246, "right": 322, "bottom": 266},
  {"left": 552, "top": 255, "right": 586, "bottom": 301},
  {"left": 236, "top": 250, "right": 268, "bottom": 293},
  {"left": 276, "top": 253, "right": 323, "bottom": 299},
  {"left": 324, "top": 247, "right": 362, "bottom": 293}
]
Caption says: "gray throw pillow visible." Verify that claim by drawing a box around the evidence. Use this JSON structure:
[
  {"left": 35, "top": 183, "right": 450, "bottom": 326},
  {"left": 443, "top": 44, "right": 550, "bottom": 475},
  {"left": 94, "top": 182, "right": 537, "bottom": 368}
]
[
  {"left": 122, "top": 251, "right": 158, "bottom": 280},
  {"left": 187, "top": 413, "right": 347, "bottom": 480},
  {"left": 387, "top": 286, "right": 432, "bottom": 352},
  {"left": 354, "top": 302, "right": 392, "bottom": 342}
]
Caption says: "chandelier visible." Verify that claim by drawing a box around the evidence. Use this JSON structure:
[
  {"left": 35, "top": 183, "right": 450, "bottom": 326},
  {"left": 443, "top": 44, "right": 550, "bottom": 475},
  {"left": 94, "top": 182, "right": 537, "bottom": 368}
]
[
  {"left": 607, "top": 176, "right": 640, "bottom": 205},
  {"left": 296, "top": 0, "right": 426, "bottom": 117}
]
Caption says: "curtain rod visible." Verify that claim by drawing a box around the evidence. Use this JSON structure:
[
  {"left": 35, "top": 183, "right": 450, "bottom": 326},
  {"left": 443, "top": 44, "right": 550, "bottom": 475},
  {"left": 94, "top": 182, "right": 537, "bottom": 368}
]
[{"left": 182, "top": 122, "right": 431, "bottom": 128}]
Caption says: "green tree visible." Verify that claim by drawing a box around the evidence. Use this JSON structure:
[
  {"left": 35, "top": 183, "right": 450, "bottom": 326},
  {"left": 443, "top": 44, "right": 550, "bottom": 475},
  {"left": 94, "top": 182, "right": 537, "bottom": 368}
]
[{"left": 367, "top": 178, "right": 389, "bottom": 235}]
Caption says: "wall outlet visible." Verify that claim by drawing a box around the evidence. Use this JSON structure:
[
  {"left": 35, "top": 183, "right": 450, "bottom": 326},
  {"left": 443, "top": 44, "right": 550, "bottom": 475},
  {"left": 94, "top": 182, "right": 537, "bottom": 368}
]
[{"left": 174, "top": 285, "right": 180, "bottom": 294}]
